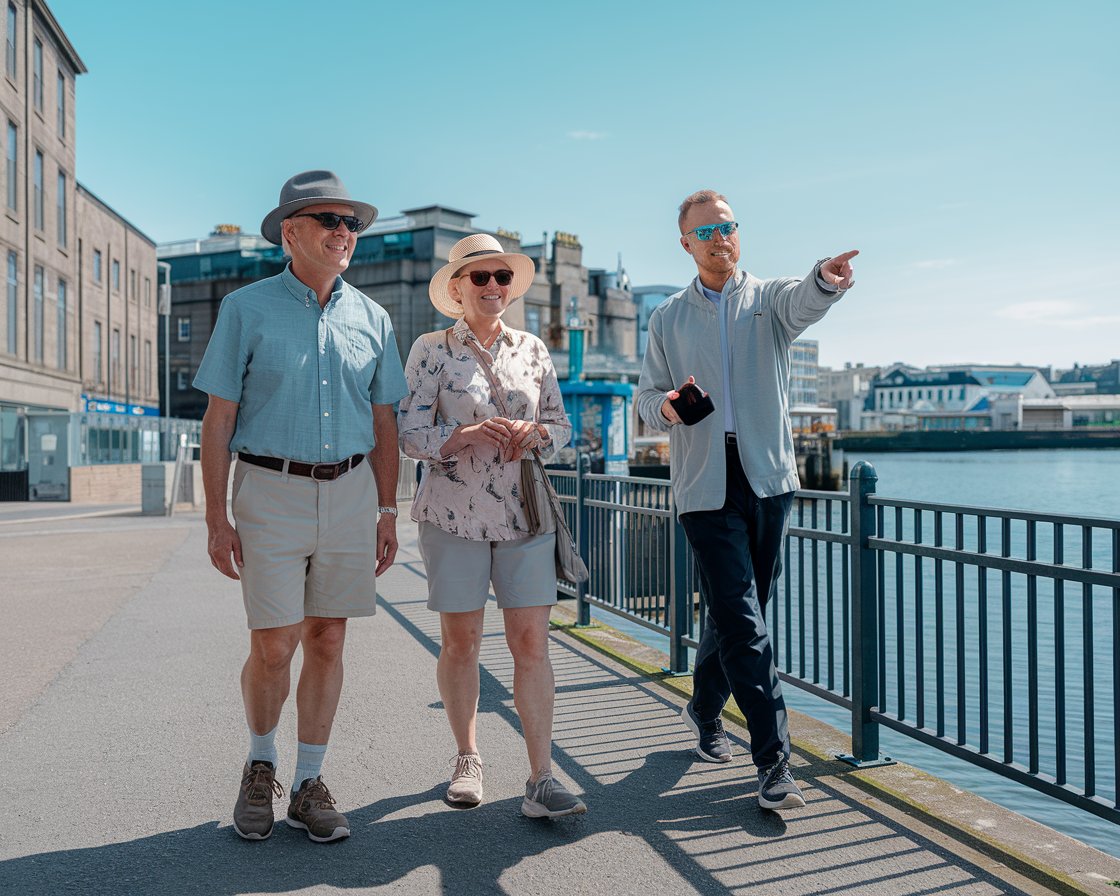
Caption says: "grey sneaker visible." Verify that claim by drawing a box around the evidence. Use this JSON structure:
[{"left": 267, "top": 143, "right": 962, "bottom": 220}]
[
  {"left": 757, "top": 757, "right": 806, "bottom": 810},
  {"left": 680, "top": 701, "right": 732, "bottom": 763},
  {"left": 233, "top": 761, "right": 283, "bottom": 840},
  {"left": 521, "top": 773, "right": 587, "bottom": 818},
  {"left": 446, "top": 752, "right": 484, "bottom": 806},
  {"left": 286, "top": 776, "right": 351, "bottom": 842}
]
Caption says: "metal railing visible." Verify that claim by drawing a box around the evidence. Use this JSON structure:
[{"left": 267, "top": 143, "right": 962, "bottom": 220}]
[{"left": 556, "top": 460, "right": 1119, "bottom": 826}]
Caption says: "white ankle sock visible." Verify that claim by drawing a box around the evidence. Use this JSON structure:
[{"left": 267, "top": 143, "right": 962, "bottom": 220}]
[
  {"left": 293, "top": 741, "right": 328, "bottom": 793},
  {"left": 247, "top": 723, "right": 279, "bottom": 768}
]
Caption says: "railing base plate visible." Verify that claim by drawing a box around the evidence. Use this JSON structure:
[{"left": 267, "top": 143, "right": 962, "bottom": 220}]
[{"left": 836, "top": 753, "right": 896, "bottom": 768}]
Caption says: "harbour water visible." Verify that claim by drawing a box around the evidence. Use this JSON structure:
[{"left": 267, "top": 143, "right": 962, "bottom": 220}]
[{"left": 593, "top": 448, "right": 1120, "bottom": 857}]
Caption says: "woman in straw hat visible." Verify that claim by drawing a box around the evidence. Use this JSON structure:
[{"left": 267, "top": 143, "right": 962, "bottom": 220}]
[{"left": 399, "top": 234, "right": 585, "bottom": 818}]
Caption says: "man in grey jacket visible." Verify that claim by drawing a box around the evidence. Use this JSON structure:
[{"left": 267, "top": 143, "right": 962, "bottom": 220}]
[{"left": 637, "top": 189, "right": 857, "bottom": 810}]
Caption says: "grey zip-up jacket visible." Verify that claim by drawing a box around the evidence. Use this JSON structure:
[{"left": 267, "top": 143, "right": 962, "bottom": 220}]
[{"left": 637, "top": 264, "right": 847, "bottom": 515}]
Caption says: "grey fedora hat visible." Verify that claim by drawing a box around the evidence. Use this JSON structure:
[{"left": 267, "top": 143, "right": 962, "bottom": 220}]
[{"left": 260, "top": 170, "right": 378, "bottom": 245}]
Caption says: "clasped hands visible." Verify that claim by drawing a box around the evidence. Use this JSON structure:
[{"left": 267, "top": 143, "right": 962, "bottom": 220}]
[{"left": 444, "top": 417, "right": 549, "bottom": 463}]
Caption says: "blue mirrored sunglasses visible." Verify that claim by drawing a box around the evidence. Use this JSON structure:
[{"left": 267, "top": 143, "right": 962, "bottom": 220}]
[{"left": 686, "top": 221, "right": 739, "bottom": 241}]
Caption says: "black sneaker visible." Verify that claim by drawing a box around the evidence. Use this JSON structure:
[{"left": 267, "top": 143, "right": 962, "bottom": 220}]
[
  {"left": 680, "top": 700, "right": 732, "bottom": 763},
  {"left": 757, "top": 757, "right": 806, "bottom": 810}
]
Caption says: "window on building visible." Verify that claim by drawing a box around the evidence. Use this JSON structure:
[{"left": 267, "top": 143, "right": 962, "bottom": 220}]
[
  {"left": 144, "top": 277, "right": 151, "bottom": 307},
  {"left": 32, "top": 37, "right": 41, "bottom": 111},
  {"left": 144, "top": 339, "right": 152, "bottom": 396},
  {"left": 56, "top": 278, "right": 66, "bottom": 370},
  {"left": 93, "top": 248, "right": 102, "bottom": 282},
  {"left": 93, "top": 320, "right": 102, "bottom": 383},
  {"left": 56, "top": 169, "right": 66, "bottom": 246},
  {"left": 33, "top": 150, "right": 43, "bottom": 230},
  {"left": 525, "top": 307, "right": 541, "bottom": 337},
  {"left": 176, "top": 370, "right": 188, "bottom": 391},
  {"left": 177, "top": 317, "right": 190, "bottom": 342},
  {"left": 112, "top": 259, "right": 120, "bottom": 291},
  {"left": 56, "top": 70, "right": 65, "bottom": 137},
  {"left": 129, "top": 334, "right": 137, "bottom": 394},
  {"left": 111, "top": 328, "right": 120, "bottom": 390},
  {"left": 129, "top": 268, "right": 136, "bottom": 300},
  {"left": 4, "top": 3, "right": 14, "bottom": 81},
  {"left": 4, "top": 250, "right": 14, "bottom": 355},
  {"left": 32, "top": 266, "right": 43, "bottom": 363},
  {"left": 5, "top": 120, "right": 15, "bottom": 210}
]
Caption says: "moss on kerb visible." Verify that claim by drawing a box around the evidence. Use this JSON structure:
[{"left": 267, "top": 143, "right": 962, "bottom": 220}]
[{"left": 549, "top": 608, "right": 1113, "bottom": 896}]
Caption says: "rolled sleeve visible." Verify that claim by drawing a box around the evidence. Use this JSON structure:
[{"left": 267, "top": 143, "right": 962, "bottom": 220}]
[
  {"left": 369, "top": 315, "right": 409, "bottom": 406},
  {"left": 193, "top": 295, "right": 247, "bottom": 402},
  {"left": 398, "top": 337, "right": 459, "bottom": 466}
]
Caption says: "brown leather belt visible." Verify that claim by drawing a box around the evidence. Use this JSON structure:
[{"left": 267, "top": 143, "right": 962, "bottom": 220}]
[{"left": 238, "top": 452, "right": 366, "bottom": 482}]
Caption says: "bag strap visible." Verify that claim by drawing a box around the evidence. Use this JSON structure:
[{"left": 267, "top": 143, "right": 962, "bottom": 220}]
[
  {"left": 463, "top": 336, "right": 513, "bottom": 419},
  {"left": 463, "top": 337, "right": 570, "bottom": 528}
]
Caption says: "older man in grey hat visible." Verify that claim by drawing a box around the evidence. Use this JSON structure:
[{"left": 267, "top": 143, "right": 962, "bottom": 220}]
[{"left": 194, "top": 170, "right": 408, "bottom": 842}]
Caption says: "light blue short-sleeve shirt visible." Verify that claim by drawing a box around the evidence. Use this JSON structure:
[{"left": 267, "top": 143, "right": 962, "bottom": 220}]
[{"left": 193, "top": 264, "right": 408, "bottom": 464}]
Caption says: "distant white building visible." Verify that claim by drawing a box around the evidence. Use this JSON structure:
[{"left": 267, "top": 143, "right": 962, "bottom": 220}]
[
  {"left": 790, "top": 339, "right": 819, "bottom": 406},
  {"left": 865, "top": 364, "right": 1055, "bottom": 431}
]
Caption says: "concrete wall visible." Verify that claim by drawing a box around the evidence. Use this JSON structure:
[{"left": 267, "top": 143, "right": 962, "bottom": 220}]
[
  {"left": 68, "top": 460, "right": 202, "bottom": 507},
  {"left": 68, "top": 463, "right": 142, "bottom": 503}
]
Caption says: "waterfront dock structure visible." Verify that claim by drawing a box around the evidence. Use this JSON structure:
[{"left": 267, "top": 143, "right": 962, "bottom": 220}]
[{"left": 2, "top": 504, "right": 1118, "bottom": 896}]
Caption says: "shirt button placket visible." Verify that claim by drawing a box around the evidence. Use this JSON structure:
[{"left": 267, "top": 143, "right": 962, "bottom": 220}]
[{"left": 318, "top": 315, "right": 333, "bottom": 460}]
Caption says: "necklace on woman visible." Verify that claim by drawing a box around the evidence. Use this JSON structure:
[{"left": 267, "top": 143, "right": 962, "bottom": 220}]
[{"left": 480, "top": 329, "right": 500, "bottom": 350}]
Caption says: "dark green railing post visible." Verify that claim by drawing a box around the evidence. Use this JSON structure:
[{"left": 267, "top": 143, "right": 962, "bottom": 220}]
[
  {"left": 667, "top": 506, "right": 690, "bottom": 674},
  {"left": 575, "top": 452, "right": 591, "bottom": 626},
  {"left": 840, "top": 461, "right": 893, "bottom": 767}
]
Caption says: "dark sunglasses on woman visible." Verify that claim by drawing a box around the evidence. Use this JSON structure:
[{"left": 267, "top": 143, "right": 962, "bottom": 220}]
[{"left": 461, "top": 269, "right": 515, "bottom": 287}]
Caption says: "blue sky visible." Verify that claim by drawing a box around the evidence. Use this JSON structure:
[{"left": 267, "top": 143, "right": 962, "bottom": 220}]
[{"left": 52, "top": 0, "right": 1118, "bottom": 369}]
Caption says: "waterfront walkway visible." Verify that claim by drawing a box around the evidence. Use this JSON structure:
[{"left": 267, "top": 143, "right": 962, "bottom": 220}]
[{"left": 1, "top": 506, "right": 1118, "bottom": 895}]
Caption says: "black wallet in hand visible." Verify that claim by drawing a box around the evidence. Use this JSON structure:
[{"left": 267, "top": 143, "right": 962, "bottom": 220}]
[{"left": 669, "top": 383, "right": 715, "bottom": 426}]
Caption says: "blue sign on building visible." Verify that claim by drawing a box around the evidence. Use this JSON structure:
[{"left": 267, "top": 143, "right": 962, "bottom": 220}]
[{"left": 81, "top": 395, "right": 161, "bottom": 417}]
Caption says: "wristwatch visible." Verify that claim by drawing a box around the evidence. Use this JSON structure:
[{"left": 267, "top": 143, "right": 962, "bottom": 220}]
[{"left": 378, "top": 506, "right": 398, "bottom": 517}]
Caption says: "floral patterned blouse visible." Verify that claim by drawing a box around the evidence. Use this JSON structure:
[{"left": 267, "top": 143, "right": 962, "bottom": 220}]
[{"left": 399, "top": 318, "right": 573, "bottom": 541}]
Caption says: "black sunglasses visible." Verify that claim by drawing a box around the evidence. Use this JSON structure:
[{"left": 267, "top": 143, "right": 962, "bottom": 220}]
[
  {"left": 291, "top": 212, "right": 367, "bottom": 233},
  {"left": 461, "top": 269, "right": 514, "bottom": 287}
]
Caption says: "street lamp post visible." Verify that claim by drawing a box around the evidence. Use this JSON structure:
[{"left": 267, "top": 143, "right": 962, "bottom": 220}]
[{"left": 156, "top": 261, "right": 171, "bottom": 420}]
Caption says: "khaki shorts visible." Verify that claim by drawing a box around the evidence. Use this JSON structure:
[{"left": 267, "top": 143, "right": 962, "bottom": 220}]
[
  {"left": 232, "top": 459, "right": 377, "bottom": 630},
  {"left": 417, "top": 521, "right": 557, "bottom": 613}
]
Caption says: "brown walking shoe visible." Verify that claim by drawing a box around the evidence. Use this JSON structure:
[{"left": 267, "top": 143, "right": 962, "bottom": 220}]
[
  {"left": 233, "top": 761, "right": 284, "bottom": 840},
  {"left": 286, "top": 776, "right": 351, "bottom": 842},
  {"left": 446, "top": 752, "right": 484, "bottom": 806}
]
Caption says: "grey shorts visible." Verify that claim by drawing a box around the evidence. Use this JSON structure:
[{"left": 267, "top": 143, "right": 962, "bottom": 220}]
[
  {"left": 232, "top": 459, "right": 378, "bottom": 630},
  {"left": 417, "top": 521, "right": 558, "bottom": 613}
]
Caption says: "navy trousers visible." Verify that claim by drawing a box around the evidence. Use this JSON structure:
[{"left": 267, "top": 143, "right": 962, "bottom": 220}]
[{"left": 680, "top": 442, "right": 794, "bottom": 769}]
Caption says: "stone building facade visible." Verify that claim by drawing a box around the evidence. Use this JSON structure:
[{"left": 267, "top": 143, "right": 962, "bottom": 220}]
[
  {"left": 0, "top": 1, "right": 159, "bottom": 484},
  {"left": 159, "top": 207, "right": 641, "bottom": 419}
]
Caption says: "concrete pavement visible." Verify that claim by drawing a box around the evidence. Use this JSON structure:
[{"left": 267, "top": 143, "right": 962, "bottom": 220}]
[{"left": 0, "top": 510, "right": 1117, "bottom": 895}]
